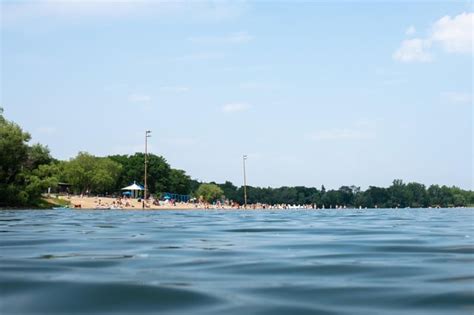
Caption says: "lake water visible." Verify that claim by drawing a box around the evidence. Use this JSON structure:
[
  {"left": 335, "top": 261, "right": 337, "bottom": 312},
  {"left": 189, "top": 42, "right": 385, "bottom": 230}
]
[{"left": 1, "top": 209, "right": 473, "bottom": 315}]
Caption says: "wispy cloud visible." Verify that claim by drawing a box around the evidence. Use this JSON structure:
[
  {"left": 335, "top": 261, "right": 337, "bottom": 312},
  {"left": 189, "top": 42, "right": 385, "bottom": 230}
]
[
  {"left": 188, "top": 31, "right": 254, "bottom": 44},
  {"left": 394, "top": 12, "right": 473, "bottom": 63},
  {"left": 128, "top": 93, "right": 151, "bottom": 103},
  {"left": 393, "top": 38, "right": 433, "bottom": 63},
  {"left": 441, "top": 92, "right": 472, "bottom": 104},
  {"left": 432, "top": 12, "right": 473, "bottom": 53},
  {"left": 221, "top": 102, "right": 251, "bottom": 113}
]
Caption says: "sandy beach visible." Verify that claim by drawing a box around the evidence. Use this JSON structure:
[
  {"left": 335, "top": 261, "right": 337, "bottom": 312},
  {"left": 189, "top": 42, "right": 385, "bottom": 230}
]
[{"left": 63, "top": 195, "right": 234, "bottom": 210}]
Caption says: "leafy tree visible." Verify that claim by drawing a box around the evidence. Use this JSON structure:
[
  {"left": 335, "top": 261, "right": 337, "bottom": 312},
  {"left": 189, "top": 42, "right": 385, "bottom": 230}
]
[
  {"left": 338, "top": 186, "right": 355, "bottom": 206},
  {"left": 0, "top": 112, "right": 30, "bottom": 186},
  {"left": 427, "top": 185, "right": 443, "bottom": 206},
  {"left": 168, "top": 169, "right": 191, "bottom": 195},
  {"left": 0, "top": 109, "right": 59, "bottom": 206},
  {"left": 388, "top": 179, "right": 408, "bottom": 208},
  {"left": 109, "top": 153, "right": 171, "bottom": 194},
  {"left": 359, "top": 186, "right": 388, "bottom": 208},
  {"left": 405, "top": 182, "right": 428, "bottom": 208},
  {"left": 189, "top": 179, "right": 201, "bottom": 195},
  {"left": 25, "top": 144, "right": 54, "bottom": 170},
  {"left": 218, "top": 181, "right": 239, "bottom": 202},
  {"left": 322, "top": 190, "right": 341, "bottom": 207},
  {"left": 63, "top": 152, "right": 122, "bottom": 194},
  {"left": 195, "top": 183, "right": 224, "bottom": 203}
]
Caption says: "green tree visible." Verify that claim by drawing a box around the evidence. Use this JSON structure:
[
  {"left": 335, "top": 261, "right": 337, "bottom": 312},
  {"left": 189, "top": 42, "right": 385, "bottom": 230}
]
[
  {"left": 0, "top": 109, "right": 59, "bottom": 206},
  {"left": 0, "top": 111, "right": 30, "bottom": 186},
  {"left": 109, "top": 153, "right": 171, "bottom": 194},
  {"left": 405, "top": 182, "right": 428, "bottom": 208},
  {"left": 168, "top": 169, "right": 191, "bottom": 195},
  {"left": 364, "top": 186, "right": 389, "bottom": 208},
  {"left": 388, "top": 179, "right": 408, "bottom": 208},
  {"left": 427, "top": 185, "right": 443, "bottom": 206},
  {"left": 195, "top": 183, "right": 224, "bottom": 203},
  {"left": 63, "top": 152, "right": 122, "bottom": 194},
  {"left": 338, "top": 186, "right": 355, "bottom": 206},
  {"left": 25, "top": 143, "right": 54, "bottom": 170},
  {"left": 217, "top": 181, "right": 239, "bottom": 202}
]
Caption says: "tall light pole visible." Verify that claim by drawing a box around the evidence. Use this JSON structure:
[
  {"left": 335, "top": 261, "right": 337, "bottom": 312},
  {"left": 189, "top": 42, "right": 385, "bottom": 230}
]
[
  {"left": 243, "top": 155, "right": 248, "bottom": 208},
  {"left": 144, "top": 130, "right": 152, "bottom": 203}
]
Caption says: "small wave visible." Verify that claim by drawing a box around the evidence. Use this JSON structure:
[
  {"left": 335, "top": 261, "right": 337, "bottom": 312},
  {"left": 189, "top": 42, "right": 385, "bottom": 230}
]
[
  {"left": 372, "top": 245, "right": 474, "bottom": 254},
  {"left": 224, "top": 228, "right": 295, "bottom": 233},
  {"left": 1, "top": 279, "right": 222, "bottom": 314},
  {"left": 0, "top": 238, "right": 66, "bottom": 247}
]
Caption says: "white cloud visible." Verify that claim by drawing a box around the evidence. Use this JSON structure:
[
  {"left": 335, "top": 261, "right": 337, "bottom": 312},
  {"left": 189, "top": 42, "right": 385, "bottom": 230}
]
[
  {"left": 188, "top": 31, "right": 254, "bottom": 44},
  {"left": 406, "top": 25, "right": 416, "bottom": 36},
  {"left": 128, "top": 94, "right": 151, "bottom": 103},
  {"left": 308, "top": 128, "right": 375, "bottom": 141},
  {"left": 221, "top": 103, "right": 251, "bottom": 113},
  {"left": 393, "top": 38, "right": 433, "bottom": 63},
  {"left": 394, "top": 12, "right": 473, "bottom": 63},
  {"left": 441, "top": 92, "right": 472, "bottom": 104},
  {"left": 431, "top": 12, "right": 473, "bottom": 53}
]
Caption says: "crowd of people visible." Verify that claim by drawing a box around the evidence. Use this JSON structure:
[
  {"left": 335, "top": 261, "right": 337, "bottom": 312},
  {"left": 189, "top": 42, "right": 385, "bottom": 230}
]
[{"left": 64, "top": 194, "right": 457, "bottom": 210}]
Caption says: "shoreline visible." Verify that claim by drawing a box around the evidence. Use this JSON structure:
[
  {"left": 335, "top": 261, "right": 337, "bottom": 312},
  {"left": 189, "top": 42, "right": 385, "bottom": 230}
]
[
  {"left": 66, "top": 196, "right": 236, "bottom": 210},
  {"left": 1, "top": 195, "right": 472, "bottom": 211}
]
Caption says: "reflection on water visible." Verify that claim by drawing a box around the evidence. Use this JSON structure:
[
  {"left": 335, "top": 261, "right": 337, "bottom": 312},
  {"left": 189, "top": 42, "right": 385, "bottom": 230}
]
[{"left": 0, "top": 209, "right": 473, "bottom": 315}]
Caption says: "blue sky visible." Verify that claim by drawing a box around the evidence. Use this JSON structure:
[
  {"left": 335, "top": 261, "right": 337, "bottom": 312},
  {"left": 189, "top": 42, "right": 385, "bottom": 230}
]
[{"left": 1, "top": 1, "right": 472, "bottom": 189}]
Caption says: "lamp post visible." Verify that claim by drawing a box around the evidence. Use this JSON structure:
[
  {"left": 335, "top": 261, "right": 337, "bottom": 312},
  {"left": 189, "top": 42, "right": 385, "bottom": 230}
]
[
  {"left": 144, "top": 130, "right": 152, "bottom": 204},
  {"left": 243, "top": 155, "right": 248, "bottom": 208}
]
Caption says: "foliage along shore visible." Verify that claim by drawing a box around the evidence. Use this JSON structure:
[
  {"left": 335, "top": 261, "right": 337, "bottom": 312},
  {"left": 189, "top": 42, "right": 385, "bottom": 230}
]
[{"left": 1, "top": 108, "right": 473, "bottom": 209}]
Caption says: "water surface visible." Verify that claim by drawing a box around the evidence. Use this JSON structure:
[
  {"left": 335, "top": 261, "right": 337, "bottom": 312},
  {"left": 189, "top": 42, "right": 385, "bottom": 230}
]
[{"left": 1, "top": 209, "right": 473, "bottom": 314}]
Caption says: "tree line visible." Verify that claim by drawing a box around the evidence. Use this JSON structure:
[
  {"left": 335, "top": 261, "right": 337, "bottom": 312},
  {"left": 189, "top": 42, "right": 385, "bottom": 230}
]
[
  {"left": 212, "top": 180, "right": 474, "bottom": 208},
  {"left": 1, "top": 108, "right": 473, "bottom": 208}
]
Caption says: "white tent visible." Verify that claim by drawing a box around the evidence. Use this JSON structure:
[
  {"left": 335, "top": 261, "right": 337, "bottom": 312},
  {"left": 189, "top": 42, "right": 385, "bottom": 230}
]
[{"left": 121, "top": 181, "right": 144, "bottom": 198}]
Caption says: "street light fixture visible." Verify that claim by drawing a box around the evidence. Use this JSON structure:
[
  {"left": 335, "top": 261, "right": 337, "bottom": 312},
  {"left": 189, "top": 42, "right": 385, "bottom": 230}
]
[
  {"left": 243, "top": 155, "right": 248, "bottom": 208},
  {"left": 144, "top": 130, "right": 152, "bottom": 205}
]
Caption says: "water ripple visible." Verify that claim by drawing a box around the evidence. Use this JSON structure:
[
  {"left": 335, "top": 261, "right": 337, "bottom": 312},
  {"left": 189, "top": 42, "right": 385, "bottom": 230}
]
[{"left": 0, "top": 208, "right": 473, "bottom": 315}]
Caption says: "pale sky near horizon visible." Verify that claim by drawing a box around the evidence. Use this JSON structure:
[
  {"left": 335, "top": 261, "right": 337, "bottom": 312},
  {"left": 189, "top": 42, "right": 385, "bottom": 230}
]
[{"left": 1, "top": 1, "right": 473, "bottom": 190}]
